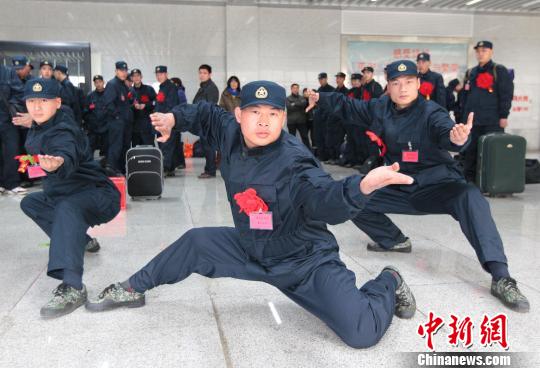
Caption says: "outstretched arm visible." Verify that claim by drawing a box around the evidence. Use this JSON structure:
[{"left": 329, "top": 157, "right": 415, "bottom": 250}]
[
  {"left": 292, "top": 158, "right": 413, "bottom": 224},
  {"left": 150, "top": 101, "right": 234, "bottom": 152},
  {"left": 306, "top": 90, "right": 375, "bottom": 130}
]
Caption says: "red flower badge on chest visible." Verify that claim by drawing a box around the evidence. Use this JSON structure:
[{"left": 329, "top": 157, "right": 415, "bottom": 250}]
[
  {"left": 365, "top": 130, "right": 387, "bottom": 157},
  {"left": 127, "top": 91, "right": 133, "bottom": 100},
  {"left": 233, "top": 188, "right": 269, "bottom": 216},
  {"left": 156, "top": 91, "right": 166, "bottom": 103},
  {"left": 89, "top": 103, "right": 95, "bottom": 110},
  {"left": 419, "top": 81, "right": 434, "bottom": 100},
  {"left": 140, "top": 94, "right": 150, "bottom": 104},
  {"left": 476, "top": 72, "right": 494, "bottom": 93},
  {"left": 362, "top": 89, "right": 372, "bottom": 101}
]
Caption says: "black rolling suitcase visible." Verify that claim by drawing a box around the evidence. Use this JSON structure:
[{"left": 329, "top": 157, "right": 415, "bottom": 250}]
[
  {"left": 476, "top": 133, "right": 526, "bottom": 196},
  {"left": 126, "top": 141, "right": 164, "bottom": 199}
]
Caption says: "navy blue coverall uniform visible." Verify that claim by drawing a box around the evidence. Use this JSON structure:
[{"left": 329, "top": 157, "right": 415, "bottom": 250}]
[
  {"left": 327, "top": 85, "right": 348, "bottom": 161},
  {"left": 0, "top": 65, "right": 24, "bottom": 190},
  {"left": 84, "top": 89, "right": 107, "bottom": 153},
  {"left": 317, "top": 92, "right": 509, "bottom": 274},
  {"left": 193, "top": 79, "right": 220, "bottom": 176},
  {"left": 20, "top": 108, "right": 120, "bottom": 289},
  {"left": 131, "top": 83, "right": 157, "bottom": 146},
  {"left": 312, "top": 83, "right": 335, "bottom": 161},
  {"left": 127, "top": 102, "right": 398, "bottom": 348},
  {"left": 461, "top": 60, "right": 514, "bottom": 181},
  {"left": 102, "top": 76, "right": 132, "bottom": 173},
  {"left": 156, "top": 79, "right": 183, "bottom": 172},
  {"left": 418, "top": 69, "right": 446, "bottom": 109}
]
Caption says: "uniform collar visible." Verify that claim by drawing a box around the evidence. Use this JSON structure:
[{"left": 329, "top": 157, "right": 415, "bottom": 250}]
[
  {"left": 32, "top": 109, "right": 62, "bottom": 131},
  {"left": 391, "top": 96, "right": 422, "bottom": 116},
  {"left": 240, "top": 130, "right": 284, "bottom": 157},
  {"left": 200, "top": 79, "right": 212, "bottom": 88},
  {"left": 478, "top": 60, "right": 494, "bottom": 71}
]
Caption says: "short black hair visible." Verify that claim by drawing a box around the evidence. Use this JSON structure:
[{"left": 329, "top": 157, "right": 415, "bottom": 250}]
[
  {"left": 302, "top": 87, "right": 308, "bottom": 93},
  {"left": 199, "top": 64, "right": 212, "bottom": 73},
  {"left": 291, "top": 83, "right": 299, "bottom": 88}
]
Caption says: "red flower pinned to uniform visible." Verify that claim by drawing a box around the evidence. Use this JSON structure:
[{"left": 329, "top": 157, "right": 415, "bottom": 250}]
[
  {"left": 365, "top": 130, "right": 387, "bottom": 157},
  {"left": 89, "top": 103, "right": 95, "bottom": 110},
  {"left": 14, "top": 154, "right": 40, "bottom": 173},
  {"left": 419, "top": 81, "right": 434, "bottom": 99},
  {"left": 347, "top": 92, "right": 355, "bottom": 99},
  {"left": 156, "top": 91, "right": 166, "bottom": 103},
  {"left": 362, "top": 89, "right": 372, "bottom": 101},
  {"left": 140, "top": 94, "right": 150, "bottom": 104},
  {"left": 476, "top": 72, "right": 494, "bottom": 92},
  {"left": 233, "top": 188, "right": 269, "bottom": 216},
  {"left": 127, "top": 91, "right": 133, "bottom": 100}
]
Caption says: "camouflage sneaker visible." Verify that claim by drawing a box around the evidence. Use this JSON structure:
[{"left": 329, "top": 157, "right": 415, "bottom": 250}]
[
  {"left": 85, "top": 238, "right": 101, "bottom": 253},
  {"left": 367, "top": 238, "right": 412, "bottom": 253},
  {"left": 40, "top": 283, "right": 87, "bottom": 319},
  {"left": 85, "top": 283, "right": 145, "bottom": 312},
  {"left": 382, "top": 266, "right": 416, "bottom": 319},
  {"left": 491, "top": 277, "right": 530, "bottom": 313}
]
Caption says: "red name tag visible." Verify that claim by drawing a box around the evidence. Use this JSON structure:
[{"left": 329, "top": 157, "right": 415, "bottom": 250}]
[
  {"left": 27, "top": 165, "right": 47, "bottom": 179},
  {"left": 402, "top": 150, "right": 419, "bottom": 163},
  {"left": 249, "top": 211, "right": 273, "bottom": 230}
]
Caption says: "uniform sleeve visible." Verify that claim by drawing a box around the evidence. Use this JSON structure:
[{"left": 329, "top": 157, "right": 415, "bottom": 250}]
[
  {"left": 7, "top": 68, "right": 24, "bottom": 109},
  {"left": 427, "top": 107, "right": 467, "bottom": 152},
  {"left": 171, "top": 101, "right": 233, "bottom": 152},
  {"left": 177, "top": 89, "right": 187, "bottom": 105},
  {"left": 209, "top": 84, "right": 220, "bottom": 104},
  {"left": 496, "top": 65, "right": 513, "bottom": 119},
  {"left": 101, "top": 82, "right": 118, "bottom": 120},
  {"left": 318, "top": 92, "right": 375, "bottom": 130},
  {"left": 42, "top": 128, "right": 80, "bottom": 179},
  {"left": 166, "top": 84, "right": 180, "bottom": 111},
  {"left": 372, "top": 82, "right": 384, "bottom": 99},
  {"left": 291, "top": 155, "right": 370, "bottom": 224},
  {"left": 435, "top": 74, "right": 447, "bottom": 109}
]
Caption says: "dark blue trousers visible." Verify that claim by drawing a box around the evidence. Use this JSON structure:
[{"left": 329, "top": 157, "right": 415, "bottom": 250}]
[
  {"left": 351, "top": 181, "right": 508, "bottom": 271},
  {"left": 129, "top": 227, "right": 397, "bottom": 348},
  {"left": 160, "top": 130, "right": 184, "bottom": 172},
  {"left": 106, "top": 118, "right": 126, "bottom": 172},
  {"left": 0, "top": 123, "right": 21, "bottom": 190},
  {"left": 20, "top": 186, "right": 120, "bottom": 286}
]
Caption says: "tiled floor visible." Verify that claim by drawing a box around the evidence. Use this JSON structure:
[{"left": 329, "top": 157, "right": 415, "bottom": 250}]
[{"left": 1, "top": 158, "right": 539, "bottom": 367}]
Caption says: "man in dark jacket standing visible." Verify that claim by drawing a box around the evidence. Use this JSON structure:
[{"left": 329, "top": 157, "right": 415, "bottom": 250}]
[
  {"left": 102, "top": 61, "right": 131, "bottom": 175},
  {"left": 0, "top": 64, "right": 26, "bottom": 195},
  {"left": 130, "top": 69, "right": 157, "bottom": 147},
  {"left": 193, "top": 64, "right": 219, "bottom": 179},
  {"left": 84, "top": 75, "right": 107, "bottom": 154},
  {"left": 417, "top": 53, "right": 446, "bottom": 109},
  {"left": 53, "top": 65, "right": 83, "bottom": 125},
  {"left": 312, "top": 72, "right": 335, "bottom": 161},
  {"left": 155, "top": 65, "right": 181, "bottom": 177},
  {"left": 461, "top": 41, "right": 514, "bottom": 182},
  {"left": 286, "top": 83, "right": 310, "bottom": 148}
]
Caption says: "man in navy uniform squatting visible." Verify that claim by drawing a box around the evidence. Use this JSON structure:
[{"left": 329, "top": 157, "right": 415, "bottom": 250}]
[
  {"left": 308, "top": 60, "right": 529, "bottom": 313},
  {"left": 14, "top": 78, "right": 120, "bottom": 318},
  {"left": 86, "top": 80, "right": 417, "bottom": 349}
]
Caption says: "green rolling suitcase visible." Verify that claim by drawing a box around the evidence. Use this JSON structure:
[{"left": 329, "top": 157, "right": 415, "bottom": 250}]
[{"left": 476, "top": 133, "right": 526, "bottom": 196}]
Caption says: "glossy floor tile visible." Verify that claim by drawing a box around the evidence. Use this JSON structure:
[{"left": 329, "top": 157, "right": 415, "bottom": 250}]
[{"left": 1, "top": 158, "right": 539, "bottom": 367}]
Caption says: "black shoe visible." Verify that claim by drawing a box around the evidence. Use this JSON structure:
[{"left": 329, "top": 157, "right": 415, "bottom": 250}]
[
  {"left": 40, "top": 283, "right": 87, "bottom": 319},
  {"left": 327, "top": 159, "right": 338, "bottom": 165},
  {"left": 165, "top": 170, "right": 176, "bottom": 177},
  {"left": 491, "top": 277, "right": 530, "bottom": 313},
  {"left": 86, "top": 283, "right": 145, "bottom": 312},
  {"left": 367, "top": 239, "right": 412, "bottom": 253},
  {"left": 344, "top": 163, "right": 354, "bottom": 168},
  {"left": 85, "top": 238, "right": 100, "bottom": 253},
  {"left": 198, "top": 172, "right": 216, "bottom": 179},
  {"left": 382, "top": 266, "right": 416, "bottom": 319},
  {"left": 20, "top": 181, "right": 34, "bottom": 189},
  {"left": 176, "top": 164, "right": 186, "bottom": 169}
]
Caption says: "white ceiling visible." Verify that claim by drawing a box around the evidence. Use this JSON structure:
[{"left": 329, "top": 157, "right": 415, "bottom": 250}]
[{"left": 29, "top": 0, "right": 540, "bottom": 14}]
